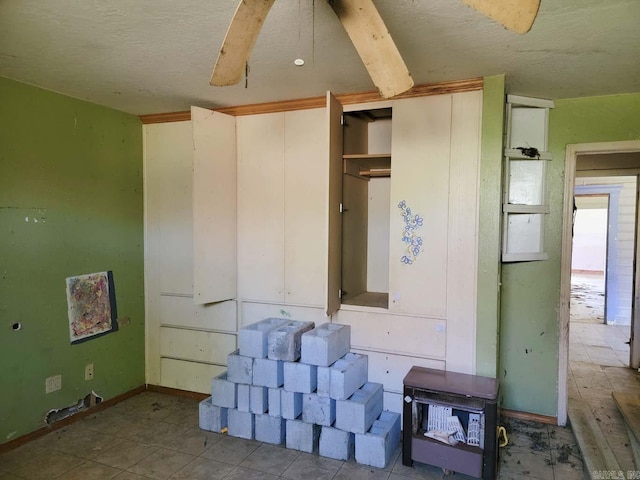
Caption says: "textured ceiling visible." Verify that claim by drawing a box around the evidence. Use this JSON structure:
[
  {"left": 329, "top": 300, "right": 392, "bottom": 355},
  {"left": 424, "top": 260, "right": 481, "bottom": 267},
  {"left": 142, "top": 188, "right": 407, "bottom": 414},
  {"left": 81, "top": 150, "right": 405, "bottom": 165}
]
[{"left": 1, "top": 0, "right": 639, "bottom": 115}]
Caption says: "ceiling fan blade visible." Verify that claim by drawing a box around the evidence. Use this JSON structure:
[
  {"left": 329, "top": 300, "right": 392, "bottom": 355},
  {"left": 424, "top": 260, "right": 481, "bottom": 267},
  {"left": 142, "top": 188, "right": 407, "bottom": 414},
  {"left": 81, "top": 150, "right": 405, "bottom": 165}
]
[
  {"left": 328, "top": 0, "right": 414, "bottom": 98},
  {"left": 210, "top": 0, "right": 276, "bottom": 86},
  {"left": 462, "top": 0, "right": 540, "bottom": 34}
]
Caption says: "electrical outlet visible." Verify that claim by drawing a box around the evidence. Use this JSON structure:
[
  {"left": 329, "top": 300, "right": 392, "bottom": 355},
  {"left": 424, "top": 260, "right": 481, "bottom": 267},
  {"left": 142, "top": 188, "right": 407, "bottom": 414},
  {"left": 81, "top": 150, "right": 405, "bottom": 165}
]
[
  {"left": 85, "top": 363, "right": 94, "bottom": 380},
  {"left": 45, "top": 374, "right": 62, "bottom": 394}
]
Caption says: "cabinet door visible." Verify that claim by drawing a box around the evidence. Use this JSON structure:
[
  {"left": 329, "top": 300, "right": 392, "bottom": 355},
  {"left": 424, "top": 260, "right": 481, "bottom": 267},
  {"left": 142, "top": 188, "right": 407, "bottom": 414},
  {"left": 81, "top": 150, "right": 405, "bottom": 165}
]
[
  {"left": 327, "top": 92, "right": 344, "bottom": 315},
  {"left": 284, "top": 108, "right": 327, "bottom": 306},
  {"left": 237, "top": 113, "right": 286, "bottom": 302},
  {"left": 192, "top": 106, "right": 237, "bottom": 304},
  {"left": 388, "top": 95, "right": 452, "bottom": 316}
]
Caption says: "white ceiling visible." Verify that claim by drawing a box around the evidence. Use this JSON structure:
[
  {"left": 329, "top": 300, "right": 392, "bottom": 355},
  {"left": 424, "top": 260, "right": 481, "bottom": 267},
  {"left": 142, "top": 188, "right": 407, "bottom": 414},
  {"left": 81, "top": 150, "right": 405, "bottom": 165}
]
[{"left": 1, "top": 0, "right": 639, "bottom": 116}]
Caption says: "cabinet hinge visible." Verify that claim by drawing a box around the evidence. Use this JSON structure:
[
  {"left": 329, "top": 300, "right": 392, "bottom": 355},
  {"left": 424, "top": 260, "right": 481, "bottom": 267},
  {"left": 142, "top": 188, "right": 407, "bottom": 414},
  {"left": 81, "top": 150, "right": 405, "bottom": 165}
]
[
  {"left": 341, "top": 114, "right": 345, "bottom": 126},
  {"left": 339, "top": 203, "right": 344, "bottom": 213},
  {"left": 339, "top": 289, "right": 343, "bottom": 298}
]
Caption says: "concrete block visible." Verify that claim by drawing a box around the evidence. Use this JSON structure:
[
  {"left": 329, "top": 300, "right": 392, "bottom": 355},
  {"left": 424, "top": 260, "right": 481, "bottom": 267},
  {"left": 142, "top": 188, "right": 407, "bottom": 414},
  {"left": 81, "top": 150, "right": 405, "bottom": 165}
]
[
  {"left": 302, "top": 393, "right": 336, "bottom": 426},
  {"left": 317, "top": 352, "right": 368, "bottom": 400},
  {"left": 268, "top": 320, "right": 315, "bottom": 361},
  {"left": 227, "top": 349, "right": 253, "bottom": 384},
  {"left": 255, "top": 414, "right": 286, "bottom": 445},
  {"left": 237, "top": 384, "right": 250, "bottom": 412},
  {"left": 355, "top": 411, "right": 401, "bottom": 468},
  {"left": 335, "top": 382, "right": 384, "bottom": 434},
  {"left": 239, "top": 318, "right": 289, "bottom": 358},
  {"left": 253, "top": 357, "right": 284, "bottom": 388},
  {"left": 250, "top": 385, "right": 269, "bottom": 414},
  {"left": 286, "top": 419, "right": 321, "bottom": 453},
  {"left": 283, "top": 361, "right": 317, "bottom": 394},
  {"left": 281, "top": 390, "right": 303, "bottom": 420},
  {"left": 301, "top": 323, "right": 351, "bottom": 367},
  {"left": 210, "top": 371, "right": 237, "bottom": 408},
  {"left": 319, "top": 426, "right": 354, "bottom": 460},
  {"left": 268, "top": 388, "right": 282, "bottom": 417},
  {"left": 199, "top": 397, "right": 228, "bottom": 433},
  {"left": 227, "top": 409, "right": 254, "bottom": 440}
]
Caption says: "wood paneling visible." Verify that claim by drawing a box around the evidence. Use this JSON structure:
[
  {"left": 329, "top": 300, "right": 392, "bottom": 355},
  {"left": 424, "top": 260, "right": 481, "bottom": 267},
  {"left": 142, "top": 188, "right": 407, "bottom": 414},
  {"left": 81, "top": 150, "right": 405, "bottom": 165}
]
[
  {"left": 388, "top": 95, "right": 452, "bottom": 316},
  {"left": 160, "top": 358, "right": 225, "bottom": 394},
  {"left": 237, "top": 113, "right": 286, "bottom": 302},
  {"left": 284, "top": 108, "right": 328, "bottom": 306},
  {"left": 158, "top": 296, "right": 236, "bottom": 333},
  {"left": 139, "top": 78, "right": 484, "bottom": 124},
  {"left": 192, "top": 107, "right": 237, "bottom": 304},
  {"left": 160, "top": 327, "right": 236, "bottom": 364}
]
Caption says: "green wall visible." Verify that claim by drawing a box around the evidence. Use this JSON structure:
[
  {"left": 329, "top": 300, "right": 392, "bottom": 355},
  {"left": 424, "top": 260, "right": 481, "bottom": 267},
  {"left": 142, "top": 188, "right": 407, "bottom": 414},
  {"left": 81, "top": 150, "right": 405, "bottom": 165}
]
[
  {"left": 0, "top": 77, "right": 145, "bottom": 444},
  {"left": 499, "top": 92, "right": 640, "bottom": 417},
  {"left": 476, "top": 75, "right": 505, "bottom": 378}
]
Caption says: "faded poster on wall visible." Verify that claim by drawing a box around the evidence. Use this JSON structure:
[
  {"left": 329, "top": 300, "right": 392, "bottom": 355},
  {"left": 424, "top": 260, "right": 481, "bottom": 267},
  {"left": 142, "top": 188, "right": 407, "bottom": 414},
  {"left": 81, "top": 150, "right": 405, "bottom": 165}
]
[{"left": 66, "top": 271, "right": 118, "bottom": 344}]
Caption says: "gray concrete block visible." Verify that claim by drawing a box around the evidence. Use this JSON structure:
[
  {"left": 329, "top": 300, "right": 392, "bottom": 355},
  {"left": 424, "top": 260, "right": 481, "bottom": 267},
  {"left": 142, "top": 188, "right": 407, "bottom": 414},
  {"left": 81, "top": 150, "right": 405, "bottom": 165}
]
[
  {"left": 319, "top": 426, "right": 354, "bottom": 460},
  {"left": 227, "top": 409, "right": 254, "bottom": 440},
  {"left": 239, "top": 318, "right": 289, "bottom": 358},
  {"left": 268, "top": 387, "right": 282, "bottom": 417},
  {"left": 355, "top": 411, "right": 401, "bottom": 468},
  {"left": 268, "top": 320, "right": 315, "bottom": 361},
  {"left": 253, "top": 357, "right": 284, "bottom": 388},
  {"left": 319, "top": 352, "right": 368, "bottom": 400},
  {"left": 210, "top": 371, "right": 237, "bottom": 408},
  {"left": 285, "top": 419, "right": 320, "bottom": 453},
  {"left": 301, "top": 323, "right": 351, "bottom": 367},
  {"left": 335, "top": 382, "right": 384, "bottom": 434},
  {"left": 237, "top": 383, "right": 250, "bottom": 412},
  {"left": 199, "top": 397, "right": 228, "bottom": 433},
  {"left": 281, "top": 390, "right": 303, "bottom": 420},
  {"left": 227, "top": 349, "right": 253, "bottom": 385},
  {"left": 316, "top": 365, "right": 330, "bottom": 397},
  {"left": 302, "top": 393, "right": 336, "bottom": 426},
  {"left": 255, "top": 414, "right": 286, "bottom": 445},
  {"left": 250, "top": 385, "right": 268, "bottom": 414},
  {"left": 283, "top": 361, "right": 317, "bottom": 394}
]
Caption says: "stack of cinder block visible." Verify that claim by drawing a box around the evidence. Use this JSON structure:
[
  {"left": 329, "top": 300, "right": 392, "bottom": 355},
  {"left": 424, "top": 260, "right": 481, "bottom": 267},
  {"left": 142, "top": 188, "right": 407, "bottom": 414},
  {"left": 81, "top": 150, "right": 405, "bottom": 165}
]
[{"left": 199, "top": 318, "right": 401, "bottom": 468}]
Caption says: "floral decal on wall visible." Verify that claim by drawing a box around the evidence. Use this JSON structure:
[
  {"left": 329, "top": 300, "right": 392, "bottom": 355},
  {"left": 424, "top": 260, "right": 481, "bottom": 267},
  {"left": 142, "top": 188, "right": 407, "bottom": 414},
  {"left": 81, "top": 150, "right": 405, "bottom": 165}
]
[{"left": 398, "top": 200, "right": 424, "bottom": 265}]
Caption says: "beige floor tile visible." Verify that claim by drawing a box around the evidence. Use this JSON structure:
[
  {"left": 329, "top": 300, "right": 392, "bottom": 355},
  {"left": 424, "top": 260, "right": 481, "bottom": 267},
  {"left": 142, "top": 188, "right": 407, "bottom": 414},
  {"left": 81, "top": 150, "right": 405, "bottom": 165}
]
[
  {"left": 222, "top": 465, "right": 280, "bottom": 480},
  {"left": 0, "top": 442, "right": 53, "bottom": 473},
  {"left": 498, "top": 449, "right": 554, "bottom": 480},
  {"left": 391, "top": 459, "right": 444, "bottom": 479},
  {"left": 200, "top": 435, "right": 260, "bottom": 465},
  {"left": 92, "top": 439, "right": 158, "bottom": 469},
  {"left": 165, "top": 427, "right": 214, "bottom": 456},
  {"left": 282, "top": 452, "right": 344, "bottom": 480},
  {"left": 11, "top": 451, "right": 85, "bottom": 479},
  {"left": 129, "top": 421, "right": 189, "bottom": 447},
  {"left": 333, "top": 461, "right": 391, "bottom": 480},
  {"left": 112, "top": 472, "right": 149, "bottom": 479},
  {"left": 239, "top": 443, "right": 300, "bottom": 475},
  {"left": 127, "top": 448, "right": 194, "bottom": 480},
  {"left": 170, "top": 457, "right": 235, "bottom": 479},
  {"left": 56, "top": 460, "right": 122, "bottom": 480},
  {"left": 49, "top": 428, "right": 124, "bottom": 459}
]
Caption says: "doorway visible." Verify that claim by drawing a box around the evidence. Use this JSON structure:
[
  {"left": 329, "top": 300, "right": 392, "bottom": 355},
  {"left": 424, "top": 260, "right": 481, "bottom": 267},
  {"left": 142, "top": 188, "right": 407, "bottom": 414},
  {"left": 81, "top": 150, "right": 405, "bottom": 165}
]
[
  {"left": 570, "top": 179, "right": 637, "bottom": 369},
  {"left": 559, "top": 141, "right": 640, "bottom": 426}
]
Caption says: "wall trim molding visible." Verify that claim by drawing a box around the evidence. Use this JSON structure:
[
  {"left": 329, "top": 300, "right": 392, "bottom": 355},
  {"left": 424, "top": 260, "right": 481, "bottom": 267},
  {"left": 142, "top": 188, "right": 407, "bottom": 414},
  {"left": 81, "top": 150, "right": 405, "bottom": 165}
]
[
  {"left": 139, "top": 77, "right": 484, "bottom": 124},
  {"left": 501, "top": 408, "right": 558, "bottom": 425},
  {"left": 146, "top": 384, "right": 209, "bottom": 401},
  {"left": 0, "top": 385, "right": 146, "bottom": 453}
]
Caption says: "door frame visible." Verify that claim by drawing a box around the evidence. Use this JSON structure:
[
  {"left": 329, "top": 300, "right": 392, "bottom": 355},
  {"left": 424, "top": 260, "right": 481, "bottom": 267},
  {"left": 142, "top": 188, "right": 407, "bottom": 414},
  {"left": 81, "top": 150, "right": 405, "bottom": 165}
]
[{"left": 559, "top": 140, "right": 640, "bottom": 426}]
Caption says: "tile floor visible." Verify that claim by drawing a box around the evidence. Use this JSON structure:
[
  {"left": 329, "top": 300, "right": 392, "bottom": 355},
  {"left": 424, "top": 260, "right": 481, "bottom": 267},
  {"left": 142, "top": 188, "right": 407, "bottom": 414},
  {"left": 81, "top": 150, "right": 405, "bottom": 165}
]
[
  {"left": 0, "top": 390, "right": 585, "bottom": 480},
  {"left": 569, "top": 272, "right": 640, "bottom": 474}
]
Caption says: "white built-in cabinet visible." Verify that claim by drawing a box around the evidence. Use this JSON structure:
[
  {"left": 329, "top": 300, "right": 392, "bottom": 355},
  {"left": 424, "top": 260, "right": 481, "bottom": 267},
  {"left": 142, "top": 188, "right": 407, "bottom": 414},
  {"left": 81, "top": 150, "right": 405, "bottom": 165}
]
[{"left": 144, "top": 89, "right": 483, "bottom": 408}]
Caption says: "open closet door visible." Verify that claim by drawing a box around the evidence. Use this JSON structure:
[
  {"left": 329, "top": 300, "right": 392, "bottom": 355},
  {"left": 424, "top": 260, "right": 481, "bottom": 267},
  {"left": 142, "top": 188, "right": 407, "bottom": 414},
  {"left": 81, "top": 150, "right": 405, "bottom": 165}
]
[
  {"left": 327, "top": 92, "right": 343, "bottom": 316},
  {"left": 192, "top": 106, "right": 237, "bottom": 304}
]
